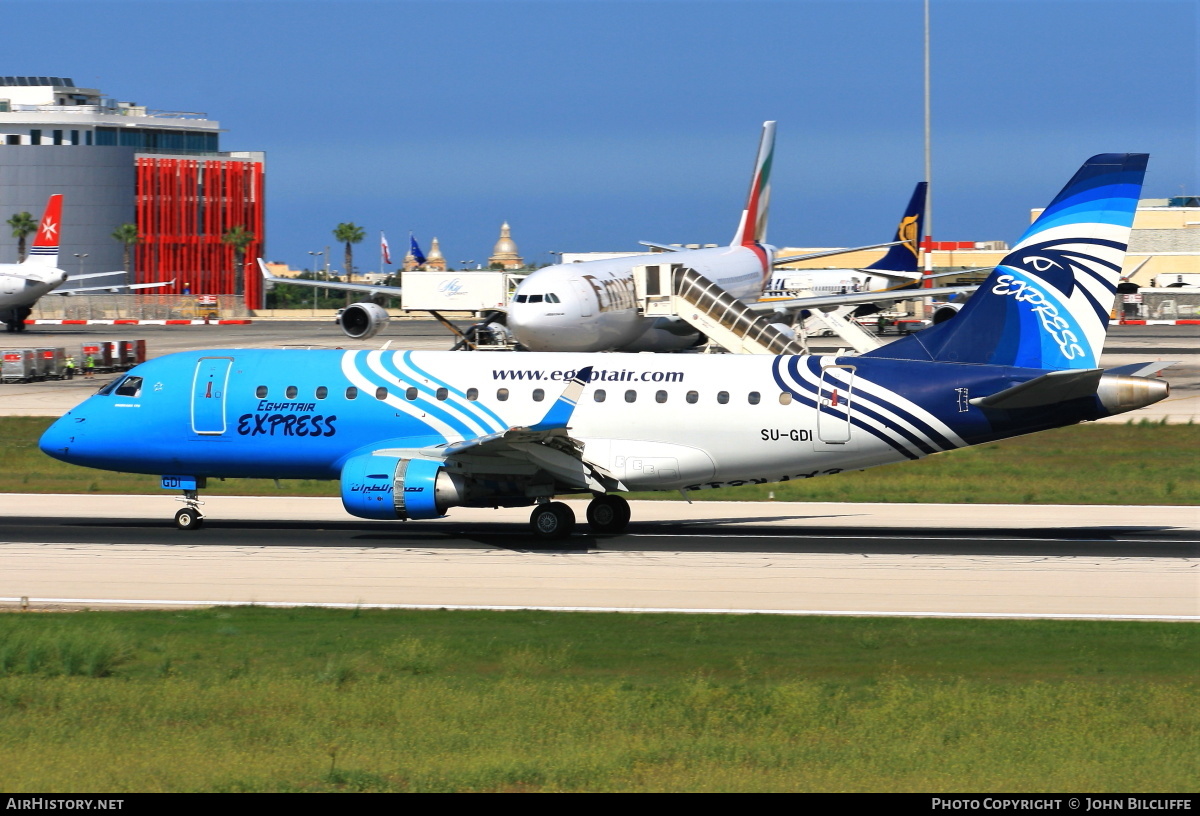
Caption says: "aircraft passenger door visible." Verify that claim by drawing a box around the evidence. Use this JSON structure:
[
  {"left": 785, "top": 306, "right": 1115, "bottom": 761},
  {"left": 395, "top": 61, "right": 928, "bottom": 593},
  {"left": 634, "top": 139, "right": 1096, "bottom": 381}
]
[
  {"left": 815, "top": 364, "right": 855, "bottom": 445},
  {"left": 191, "top": 357, "right": 234, "bottom": 435}
]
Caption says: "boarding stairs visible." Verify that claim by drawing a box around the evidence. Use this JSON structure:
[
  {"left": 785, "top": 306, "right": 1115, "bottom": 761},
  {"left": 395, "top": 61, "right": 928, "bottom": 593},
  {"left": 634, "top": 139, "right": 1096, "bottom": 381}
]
[
  {"left": 632, "top": 263, "right": 879, "bottom": 355},
  {"left": 633, "top": 264, "right": 806, "bottom": 355}
]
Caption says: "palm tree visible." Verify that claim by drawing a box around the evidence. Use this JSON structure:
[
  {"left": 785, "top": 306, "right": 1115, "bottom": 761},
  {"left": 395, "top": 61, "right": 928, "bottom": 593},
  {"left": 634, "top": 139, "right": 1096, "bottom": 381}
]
[
  {"left": 7, "top": 211, "right": 37, "bottom": 263},
  {"left": 111, "top": 223, "right": 140, "bottom": 285},
  {"left": 222, "top": 225, "right": 255, "bottom": 296},
  {"left": 332, "top": 222, "right": 365, "bottom": 284}
]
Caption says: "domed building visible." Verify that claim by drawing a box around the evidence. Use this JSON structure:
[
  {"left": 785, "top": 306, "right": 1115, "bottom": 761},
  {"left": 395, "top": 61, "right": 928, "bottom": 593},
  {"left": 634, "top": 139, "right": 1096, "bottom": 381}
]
[
  {"left": 425, "top": 237, "right": 447, "bottom": 271},
  {"left": 488, "top": 222, "right": 524, "bottom": 269}
]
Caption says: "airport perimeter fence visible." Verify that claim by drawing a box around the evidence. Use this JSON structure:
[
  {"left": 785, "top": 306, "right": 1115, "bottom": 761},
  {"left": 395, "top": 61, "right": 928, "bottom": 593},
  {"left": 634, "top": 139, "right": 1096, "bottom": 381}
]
[
  {"left": 1120, "top": 288, "right": 1200, "bottom": 321},
  {"left": 30, "top": 294, "right": 251, "bottom": 321}
]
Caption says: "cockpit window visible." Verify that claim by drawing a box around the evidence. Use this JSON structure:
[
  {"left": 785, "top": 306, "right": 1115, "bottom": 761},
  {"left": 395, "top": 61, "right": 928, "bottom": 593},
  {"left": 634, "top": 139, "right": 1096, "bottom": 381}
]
[
  {"left": 527, "top": 294, "right": 544, "bottom": 303},
  {"left": 545, "top": 293, "right": 560, "bottom": 303},
  {"left": 514, "top": 294, "right": 528, "bottom": 303},
  {"left": 115, "top": 376, "right": 143, "bottom": 398},
  {"left": 96, "top": 378, "right": 123, "bottom": 396}
]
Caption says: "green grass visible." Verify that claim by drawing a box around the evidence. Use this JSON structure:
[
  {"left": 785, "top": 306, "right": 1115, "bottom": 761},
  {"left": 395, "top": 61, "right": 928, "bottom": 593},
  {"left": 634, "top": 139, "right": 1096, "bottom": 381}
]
[
  {"left": 5, "top": 417, "right": 1198, "bottom": 503},
  {"left": 0, "top": 608, "right": 1195, "bottom": 792}
]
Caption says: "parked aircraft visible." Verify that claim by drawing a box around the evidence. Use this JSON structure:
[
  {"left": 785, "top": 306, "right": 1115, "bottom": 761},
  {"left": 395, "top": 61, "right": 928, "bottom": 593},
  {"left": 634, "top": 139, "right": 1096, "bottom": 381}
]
[
  {"left": 42, "top": 154, "right": 1166, "bottom": 538},
  {"left": 2, "top": 195, "right": 68, "bottom": 332},
  {"left": 765, "top": 182, "right": 928, "bottom": 299},
  {"left": 2, "top": 195, "right": 170, "bottom": 332},
  {"left": 259, "top": 122, "right": 945, "bottom": 348}
]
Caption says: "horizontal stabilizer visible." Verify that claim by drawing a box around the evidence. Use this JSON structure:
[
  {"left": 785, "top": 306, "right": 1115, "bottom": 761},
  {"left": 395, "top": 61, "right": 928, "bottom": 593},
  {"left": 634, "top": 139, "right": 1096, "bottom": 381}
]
[
  {"left": 1103, "top": 361, "right": 1177, "bottom": 378},
  {"left": 969, "top": 369, "right": 1103, "bottom": 410}
]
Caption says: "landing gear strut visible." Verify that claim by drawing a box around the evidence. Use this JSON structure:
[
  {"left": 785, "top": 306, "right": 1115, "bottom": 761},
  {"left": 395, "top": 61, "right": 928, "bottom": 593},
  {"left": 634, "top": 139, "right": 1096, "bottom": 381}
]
[
  {"left": 174, "top": 489, "right": 205, "bottom": 530},
  {"left": 586, "top": 495, "right": 630, "bottom": 533}
]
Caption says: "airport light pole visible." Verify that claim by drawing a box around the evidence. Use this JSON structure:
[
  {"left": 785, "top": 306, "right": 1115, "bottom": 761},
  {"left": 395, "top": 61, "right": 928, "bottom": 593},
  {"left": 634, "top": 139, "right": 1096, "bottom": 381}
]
[
  {"left": 308, "top": 250, "right": 324, "bottom": 313},
  {"left": 72, "top": 254, "right": 88, "bottom": 289}
]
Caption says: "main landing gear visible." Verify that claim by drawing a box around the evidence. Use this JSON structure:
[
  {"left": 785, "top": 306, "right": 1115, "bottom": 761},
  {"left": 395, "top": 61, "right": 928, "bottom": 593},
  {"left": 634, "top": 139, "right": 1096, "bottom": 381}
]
[{"left": 529, "top": 495, "right": 631, "bottom": 540}]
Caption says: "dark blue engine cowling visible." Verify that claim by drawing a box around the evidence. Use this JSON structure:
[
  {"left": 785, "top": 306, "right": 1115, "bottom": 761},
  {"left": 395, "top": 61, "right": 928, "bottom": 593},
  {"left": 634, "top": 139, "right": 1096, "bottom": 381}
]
[{"left": 340, "top": 454, "right": 458, "bottom": 520}]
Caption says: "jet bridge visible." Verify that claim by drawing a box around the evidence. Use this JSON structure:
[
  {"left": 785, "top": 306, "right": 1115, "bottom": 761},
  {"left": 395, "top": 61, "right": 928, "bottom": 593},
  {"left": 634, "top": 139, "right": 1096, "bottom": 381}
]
[{"left": 633, "top": 263, "right": 809, "bottom": 355}]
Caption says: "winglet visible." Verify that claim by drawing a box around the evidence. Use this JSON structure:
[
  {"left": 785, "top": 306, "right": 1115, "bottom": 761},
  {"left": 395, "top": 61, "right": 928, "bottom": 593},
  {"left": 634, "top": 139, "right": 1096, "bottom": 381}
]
[
  {"left": 257, "top": 257, "right": 280, "bottom": 281},
  {"left": 528, "top": 366, "right": 593, "bottom": 431}
]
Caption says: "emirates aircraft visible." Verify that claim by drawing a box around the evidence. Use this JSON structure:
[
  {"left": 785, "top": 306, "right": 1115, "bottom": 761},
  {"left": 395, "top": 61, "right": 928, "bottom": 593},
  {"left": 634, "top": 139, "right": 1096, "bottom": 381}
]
[{"left": 263, "top": 122, "right": 964, "bottom": 348}]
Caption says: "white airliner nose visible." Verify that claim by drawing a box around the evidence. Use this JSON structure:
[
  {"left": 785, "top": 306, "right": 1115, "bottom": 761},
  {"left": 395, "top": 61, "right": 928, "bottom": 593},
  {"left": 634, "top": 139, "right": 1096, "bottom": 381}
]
[{"left": 508, "top": 291, "right": 584, "bottom": 351}]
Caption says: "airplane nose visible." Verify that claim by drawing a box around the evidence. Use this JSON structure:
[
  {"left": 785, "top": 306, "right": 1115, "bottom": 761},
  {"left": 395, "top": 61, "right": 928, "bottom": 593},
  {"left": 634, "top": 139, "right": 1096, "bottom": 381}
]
[
  {"left": 39, "top": 414, "right": 82, "bottom": 463},
  {"left": 509, "top": 303, "right": 581, "bottom": 352}
]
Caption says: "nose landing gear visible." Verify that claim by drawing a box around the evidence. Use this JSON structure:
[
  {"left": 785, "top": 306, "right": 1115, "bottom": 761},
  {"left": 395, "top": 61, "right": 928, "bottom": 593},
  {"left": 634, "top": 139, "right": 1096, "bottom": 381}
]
[{"left": 164, "top": 477, "right": 207, "bottom": 530}]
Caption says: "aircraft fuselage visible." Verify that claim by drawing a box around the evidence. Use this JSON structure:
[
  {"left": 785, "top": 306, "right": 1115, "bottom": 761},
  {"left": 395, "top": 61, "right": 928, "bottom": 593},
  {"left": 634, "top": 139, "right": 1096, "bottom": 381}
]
[{"left": 507, "top": 244, "right": 773, "bottom": 352}]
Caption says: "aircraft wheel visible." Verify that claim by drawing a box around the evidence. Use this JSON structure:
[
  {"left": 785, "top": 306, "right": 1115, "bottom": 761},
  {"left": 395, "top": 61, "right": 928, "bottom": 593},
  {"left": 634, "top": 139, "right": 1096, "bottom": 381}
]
[
  {"left": 586, "top": 495, "right": 630, "bottom": 533},
  {"left": 174, "top": 508, "right": 204, "bottom": 531},
  {"left": 530, "top": 502, "right": 575, "bottom": 540}
]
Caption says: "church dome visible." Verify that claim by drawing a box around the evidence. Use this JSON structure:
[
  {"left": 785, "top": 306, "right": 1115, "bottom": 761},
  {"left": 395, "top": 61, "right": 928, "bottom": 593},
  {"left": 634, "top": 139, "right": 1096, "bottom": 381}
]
[
  {"left": 427, "top": 237, "right": 444, "bottom": 261},
  {"left": 491, "top": 222, "right": 520, "bottom": 258}
]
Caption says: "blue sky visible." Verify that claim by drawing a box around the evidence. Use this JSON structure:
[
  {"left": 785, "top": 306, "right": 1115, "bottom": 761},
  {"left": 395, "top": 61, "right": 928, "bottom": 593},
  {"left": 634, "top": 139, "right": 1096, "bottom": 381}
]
[{"left": 15, "top": 0, "right": 1199, "bottom": 272}]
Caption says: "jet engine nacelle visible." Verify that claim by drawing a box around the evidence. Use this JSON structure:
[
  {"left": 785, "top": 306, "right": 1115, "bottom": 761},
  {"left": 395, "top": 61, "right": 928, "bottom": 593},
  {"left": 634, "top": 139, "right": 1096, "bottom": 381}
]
[
  {"left": 930, "top": 303, "right": 963, "bottom": 324},
  {"left": 338, "top": 302, "right": 390, "bottom": 340},
  {"left": 340, "top": 454, "right": 467, "bottom": 520}
]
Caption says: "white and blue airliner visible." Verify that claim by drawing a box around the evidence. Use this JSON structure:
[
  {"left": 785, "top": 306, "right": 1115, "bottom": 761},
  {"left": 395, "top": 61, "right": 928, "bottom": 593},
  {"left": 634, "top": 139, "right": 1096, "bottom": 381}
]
[{"left": 41, "top": 154, "right": 1168, "bottom": 538}]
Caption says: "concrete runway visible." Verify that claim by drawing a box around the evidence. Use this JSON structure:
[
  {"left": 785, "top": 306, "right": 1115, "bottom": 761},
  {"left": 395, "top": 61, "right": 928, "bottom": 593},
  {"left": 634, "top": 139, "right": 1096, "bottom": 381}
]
[
  {"left": 1, "top": 495, "right": 1195, "bottom": 620},
  {"left": 1, "top": 319, "right": 1195, "bottom": 423}
]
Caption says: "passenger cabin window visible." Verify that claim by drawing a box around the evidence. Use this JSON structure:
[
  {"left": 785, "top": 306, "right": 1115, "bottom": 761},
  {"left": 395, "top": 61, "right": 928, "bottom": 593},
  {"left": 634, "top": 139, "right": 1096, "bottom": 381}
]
[
  {"left": 375, "top": 386, "right": 388, "bottom": 400},
  {"left": 497, "top": 388, "right": 509, "bottom": 401},
  {"left": 285, "top": 385, "right": 298, "bottom": 399},
  {"left": 779, "top": 392, "right": 793, "bottom": 405},
  {"left": 256, "top": 385, "right": 268, "bottom": 398},
  {"left": 686, "top": 391, "right": 699, "bottom": 404},
  {"left": 655, "top": 390, "right": 668, "bottom": 404},
  {"left": 315, "top": 386, "right": 328, "bottom": 400},
  {"left": 717, "top": 391, "right": 729, "bottom": 404},
  {"left": 345, "top": 386, "right": 358, "bottom": 400},
  {"left": 594, "top": 389, "right": 606, "bottom": 403},
  {"left": 405, "top": 386, "right": 418, "bottom": 401},
  {"left": 436, "top": 387, "right": 448, "bottom": 401},
  {"left": 115, "top": 376, "right": 143, "bottom": 397},
  {"left": 532, "top": 388, "right": 545, "bottom": 402},
  {"left": 466, "top": 388, "right": 479, "bottom": 401},
  {"left": 624, "top": 390, "right": 637, "bottom": 403},
  {"left": 748, "top": 391, "right": 760, "bottom": 405}
]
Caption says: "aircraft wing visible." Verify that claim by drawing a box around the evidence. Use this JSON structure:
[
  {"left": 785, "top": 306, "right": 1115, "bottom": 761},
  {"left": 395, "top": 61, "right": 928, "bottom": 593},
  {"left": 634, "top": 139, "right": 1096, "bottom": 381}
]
[
  {"left": 772, "top": 240, "right": 905, "bottom": 266},
  {"left": 258, "top": 258, "right": 401, "bottom": 298},
  {"left": 55, "top": 280, "right": 174, "bottom": 295},
  {"left": 375, "top": 366, "right": 627, "bottom": 493},
  {"left": 639, "top": 239, "right": 905, "bottom": 265},
  {"left": 748, "top": 284, "right": 977, "bottom": 313}
]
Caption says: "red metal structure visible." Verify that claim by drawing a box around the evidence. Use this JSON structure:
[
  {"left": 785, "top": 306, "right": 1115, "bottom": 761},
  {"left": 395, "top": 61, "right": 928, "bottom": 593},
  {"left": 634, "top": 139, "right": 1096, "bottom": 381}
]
[{"left": 135, "top": 157, "right": 265, "bottom": 308}]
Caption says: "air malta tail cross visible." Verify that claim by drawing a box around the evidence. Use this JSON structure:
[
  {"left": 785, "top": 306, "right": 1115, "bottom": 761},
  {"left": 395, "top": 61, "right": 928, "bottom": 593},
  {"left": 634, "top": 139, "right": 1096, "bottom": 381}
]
[{"left": 27, "top": 194, "right": 63, "bottom": 262}]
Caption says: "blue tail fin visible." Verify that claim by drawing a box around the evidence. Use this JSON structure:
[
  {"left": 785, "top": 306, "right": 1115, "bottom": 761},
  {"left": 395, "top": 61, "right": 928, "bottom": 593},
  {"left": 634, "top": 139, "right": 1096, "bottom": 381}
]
[
  {"left": 864, "top": 154, "right": 1148, "bottom": 370},
  {"left": 865, "top": 182, "right": 926, "bottom": 273}
]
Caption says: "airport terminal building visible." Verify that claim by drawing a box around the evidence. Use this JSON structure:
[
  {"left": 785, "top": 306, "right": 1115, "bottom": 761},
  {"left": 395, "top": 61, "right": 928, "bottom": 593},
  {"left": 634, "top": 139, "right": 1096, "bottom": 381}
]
[{"left": 0, "top": 77, "right": 264, "bottom": 307}]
